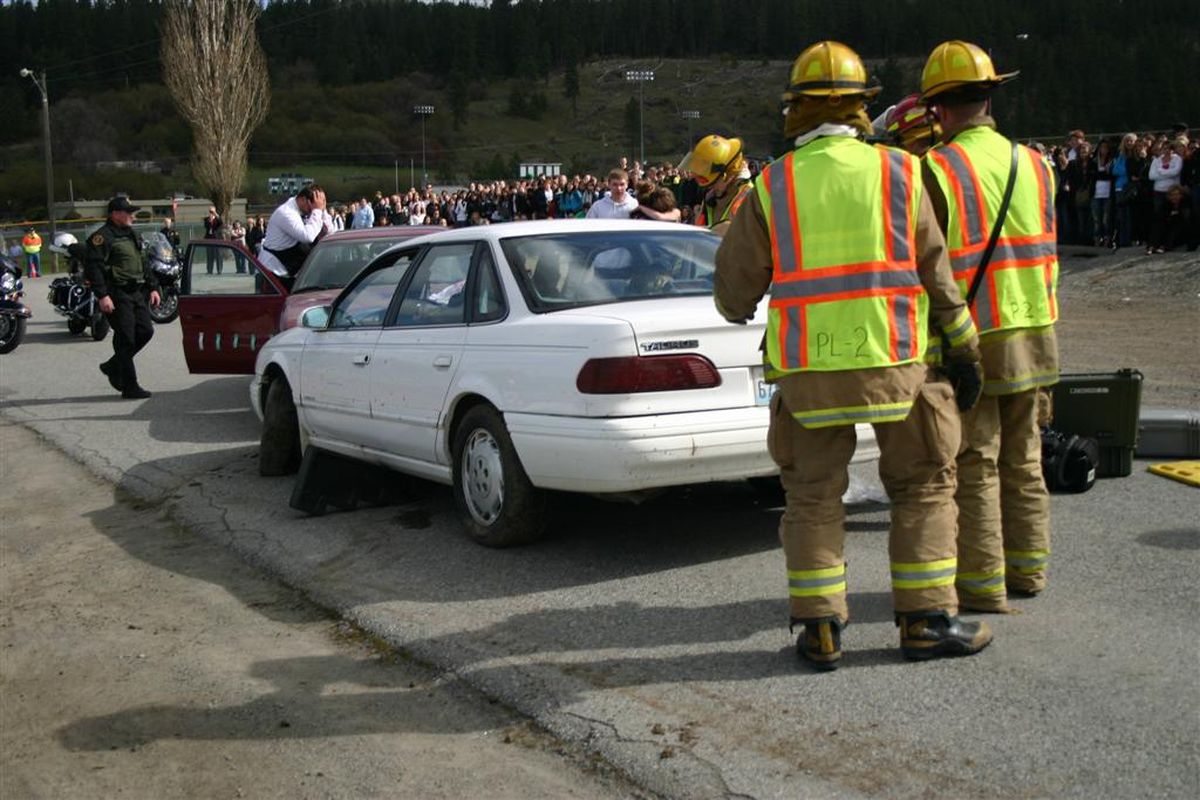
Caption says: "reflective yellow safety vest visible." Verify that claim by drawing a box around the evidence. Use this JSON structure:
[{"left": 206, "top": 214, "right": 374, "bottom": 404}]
[
  {"left": 697, "top": 181, "right": 752, "bottom": 229},
  {"left": 22, "top": 232, "right": 41, "bottom": 254},
  {"left": 755, "top": 137, "right": 930, "bottom": 426},
  {"left": 924, "top": 127, "right": 1059, "bottom": 337}
]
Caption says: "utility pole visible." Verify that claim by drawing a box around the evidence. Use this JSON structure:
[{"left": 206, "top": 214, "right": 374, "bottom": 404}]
[
  {"left": 681, "top": 109, "right": 701, "bottom": 154},
  {"left": 20, "top": 68, "right": 55, "bottom": 238},
  {"left": 413, "top": 105, "right": 435, "bottom": 187},
  {"left": 624, "top": 70, "right": 655, "bottom": 166}
]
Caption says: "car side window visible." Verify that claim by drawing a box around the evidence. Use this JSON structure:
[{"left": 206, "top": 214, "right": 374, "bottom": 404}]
[
  {"left": 472, "top": 246, "right": 506, "bottom": 323},
  {"left": 188, "top": 244, "right": 271, "bottom": 295},
  {"left": 328, "top": 254, "right": 411, "bottom": 329},
  {"left": 393, "top": 243, "right": 474, "bottom": 326}
]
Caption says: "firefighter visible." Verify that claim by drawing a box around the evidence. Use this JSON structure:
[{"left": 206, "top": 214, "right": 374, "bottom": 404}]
[
  {"left": 919, "top": 41, "right": 1060, "bottom": 612},
  {"left": 885, "top": 94, "right": 941, "bottom": 157},
  {"left": 715, "top": 41, "right": 991, "bottom": 670},
  {"left": 678, "top": 134, "right": 753, "bottom": 236}
]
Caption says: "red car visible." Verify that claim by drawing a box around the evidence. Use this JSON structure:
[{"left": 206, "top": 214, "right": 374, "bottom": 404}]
[{"left": 178, "top": 226, "right": 443, "bottom": 374}]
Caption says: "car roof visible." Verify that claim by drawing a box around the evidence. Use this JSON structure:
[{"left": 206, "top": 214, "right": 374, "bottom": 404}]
[
  {"left": 317, "top": 225, "right": 445, "bottom": 244},
  {"left": 381, "top": 220, "right": 716, "bottom": 251}
]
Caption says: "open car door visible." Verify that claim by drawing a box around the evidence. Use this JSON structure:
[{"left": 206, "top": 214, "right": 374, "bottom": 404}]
[{"left": 178, "top": 241, "right": 289, "bottom": 374}]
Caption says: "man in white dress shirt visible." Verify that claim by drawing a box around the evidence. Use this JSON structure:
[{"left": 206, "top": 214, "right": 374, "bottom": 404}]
[
  {"left": 586, "top": 169, "right": 639, "bottom": 219},
  {"left": 259, "top": 185, "right": 332, "bottom": 279}
]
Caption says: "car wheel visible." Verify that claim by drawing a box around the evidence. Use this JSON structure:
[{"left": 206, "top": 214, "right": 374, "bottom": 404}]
[
  {"left": 67, "top": 317, "right": 87, "bottom": 335},
  {"left": 90, "top": 315, "right": 110, "bottom": 342},
  {"left": 259, "top": 376, "right": 302, "bottom": 476},
  {"left": 748, "top": 476, "right": 786, "bottom": 507},
  {"left": 452, "top": 405, "right": 547, "bottom": 547}
]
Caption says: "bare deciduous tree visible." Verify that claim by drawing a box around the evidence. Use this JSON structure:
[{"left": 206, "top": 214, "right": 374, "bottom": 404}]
[{"left": 161, "top": 0, "right": 269, "bottom": 223}]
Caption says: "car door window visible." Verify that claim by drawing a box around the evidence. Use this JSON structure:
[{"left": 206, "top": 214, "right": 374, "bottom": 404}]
[
  {"left": 328, "top": 255, "right": 410, "bottom": 329},
  {"left": 392, "top": 243, "right": 474, "bottom": 327},
  {"left": 472, "top": 246, "right": 506, "bottom": 323},
  {"left": 188, "top": 244, "right": 275, "bottom": 295}
]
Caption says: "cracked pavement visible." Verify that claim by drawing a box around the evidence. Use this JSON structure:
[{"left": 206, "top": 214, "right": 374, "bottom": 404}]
[{"left": 2, "top": 282, "right": 1197, "bottom": 798}]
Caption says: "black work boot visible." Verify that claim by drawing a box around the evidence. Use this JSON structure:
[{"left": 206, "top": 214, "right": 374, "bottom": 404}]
[
  {"left": 121, "top": 386, "right": 152, "bottom": 400},
  {"left": 792, "top": 617, "right": 844, "bottom": 671},
  {"left": 896, "top": 611, "right": 992, "bottom": 661},
  {"left": 99, "top": 360, "right": 123, "bottom": 392}
]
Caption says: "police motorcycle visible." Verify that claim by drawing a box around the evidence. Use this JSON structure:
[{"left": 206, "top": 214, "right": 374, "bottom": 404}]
[
  {"left": 46, "top": 233, "right": 110, "bottom": 341},
  {"left": 0, "top": 252, "right": 31, "bottom": 354},
  {"left": 144, "top": 232, "right": 181, "bottom": 324}
]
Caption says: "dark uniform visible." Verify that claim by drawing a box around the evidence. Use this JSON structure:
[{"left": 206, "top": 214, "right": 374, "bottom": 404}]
[{"left": 85, "top": 205, "right": 158, "bottom": 398}]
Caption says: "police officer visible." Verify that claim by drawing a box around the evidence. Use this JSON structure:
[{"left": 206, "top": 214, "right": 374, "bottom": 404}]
[
  {"left": 86, "top": 196, "right": 160, "bottom": 400},
  {"left": 716, "top": 41, "right": 991, "bottom": 669},
  {"left": 919, "top": 41, "right": 1060, "bottom": 611}
]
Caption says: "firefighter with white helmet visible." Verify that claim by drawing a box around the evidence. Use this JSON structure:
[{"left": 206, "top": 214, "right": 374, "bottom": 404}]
[
  {"left": 919, "top": 40, "right": 1059, "bottom": 612},
  {"left": 715, "top": 40, "right": 991, "bottom": 669},
  {"left": 678, "top": 134, "right": 753, "bottom": 236}
]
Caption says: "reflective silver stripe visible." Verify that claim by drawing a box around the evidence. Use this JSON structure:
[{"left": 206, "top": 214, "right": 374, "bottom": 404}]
[
  {"left": 893, "top": 293, "right": 915, "bottom": 360},
  {"left": 767, "top": 156, "right": 801, "bottom": 275},
  {"left": 957, "top": 574, "right": 1006, "bottom": 592},
  {"left": 884, "top": 148, "right": 912, "bottom": 261},
  {"left": 782, "top": 305, "right": 803, "bottom": 368},
  {"left": 950, "top": 240, "right": 1057, "bottom": 271},
  {"left": 797, "top": 404, "right": 912, "bottom": 425},
  {"left": 1005, "top": 555, "right": 1048, "bottom": 568},
  {"left": 771, "top": 268, "right": 921, "bottom": 300},
  {"left": 937, "top": 145, "right": 986, "bottom": 245},
  {"left": 891, "top": 565, "right": 957, "bottom": 582},
  {"left": 944, "top": 312, "right": 974, "bottom": 343},
  {"left": 974, "top": 271, "right": 999, "bottom": 331},
  {"left": 788, "top": 574, "right": 846, "bottom": 590}
]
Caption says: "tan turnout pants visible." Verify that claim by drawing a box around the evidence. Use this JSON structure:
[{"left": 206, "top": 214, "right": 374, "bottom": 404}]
[
  {"left": 769, "top": 379, "right": 961, "bottom": 624},
  {"left": 955, "top": 389, "right": 1051, "bottom": 610}
]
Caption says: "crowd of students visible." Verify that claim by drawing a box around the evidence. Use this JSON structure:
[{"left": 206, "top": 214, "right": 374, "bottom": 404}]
[{"left": 1039, "top": 127, "right": 1198, "bottom": 253}]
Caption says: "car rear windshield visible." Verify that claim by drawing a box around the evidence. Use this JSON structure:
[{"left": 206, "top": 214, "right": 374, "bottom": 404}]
[
  {"left": 500, "top": 230, "right": 720, "bottom": 312},
  {"left": 293, "top": 239, "right": 408, "bottom": 292}
]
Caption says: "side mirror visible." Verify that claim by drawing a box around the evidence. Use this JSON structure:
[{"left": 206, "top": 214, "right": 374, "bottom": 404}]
[{"left": 300, "top": 305, "right": 331, "bottom": 329}]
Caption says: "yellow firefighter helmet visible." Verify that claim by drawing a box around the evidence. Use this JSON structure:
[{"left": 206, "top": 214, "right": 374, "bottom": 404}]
[
  {"left": 920, "top": 40, "right": 1019, "bottom": 102},
  {"left": 677, "top": 135, "right": 745, "bottom": 187},
  {"left": 781, "top": 41, "right": 881, "bottom": 104}
]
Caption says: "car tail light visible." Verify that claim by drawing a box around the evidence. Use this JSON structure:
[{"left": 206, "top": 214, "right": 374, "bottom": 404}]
[{"left": 576, "top": 355, "right": 722, "bottom": 394}]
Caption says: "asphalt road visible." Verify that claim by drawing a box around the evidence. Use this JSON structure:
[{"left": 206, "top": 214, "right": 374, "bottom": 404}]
[{"left": 2, "top": 285, "right": 1198, "bottom": 799}]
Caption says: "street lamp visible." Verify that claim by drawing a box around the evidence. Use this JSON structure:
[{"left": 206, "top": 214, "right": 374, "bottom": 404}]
[
  {"left": 19, "top": 68, "right": 55, "bottom": 239},
  {"left": 681, "top": 109, "right": 701, "bottom": 153},
  {"left": 624, "top": 69, "right": 655, "bottom": 166},
  {"left": 413, "top": 105, "right": 435, "bottom": 187}
]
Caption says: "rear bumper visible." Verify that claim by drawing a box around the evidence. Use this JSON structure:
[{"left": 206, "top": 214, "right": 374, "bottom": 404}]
[{"left": 506, "top": 408, "right": 879, "bottom": 494}]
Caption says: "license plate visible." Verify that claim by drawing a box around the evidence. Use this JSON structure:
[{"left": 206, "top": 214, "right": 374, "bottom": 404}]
[{"left": 750, "top": 366, "right": 777, "bottom": 406}]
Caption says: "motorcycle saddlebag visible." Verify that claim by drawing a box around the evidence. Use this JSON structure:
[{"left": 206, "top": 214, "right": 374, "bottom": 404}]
[
  {"left": 48, "top": 276, "right": 74, "bottom": 309},
  {"left": 1041, "top": 427, "right": 1100, "bottom": 493}
]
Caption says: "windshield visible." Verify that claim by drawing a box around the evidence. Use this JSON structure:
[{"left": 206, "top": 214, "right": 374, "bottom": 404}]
[
  {"left": 293, "top": 238, "right": 407, "bottom": 292},
  {"left": 500, "top": 230, "right": 719, "bottom": 312}
]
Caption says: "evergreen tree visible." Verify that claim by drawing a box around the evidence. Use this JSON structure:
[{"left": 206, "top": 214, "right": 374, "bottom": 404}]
[{"left": 564, "top": 60, "right": 580, "bottom": 114}]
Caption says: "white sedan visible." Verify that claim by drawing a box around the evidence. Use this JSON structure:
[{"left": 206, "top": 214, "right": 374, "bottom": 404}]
[{"left": 251, "top": 220, "right": 878, "bottom": 546}]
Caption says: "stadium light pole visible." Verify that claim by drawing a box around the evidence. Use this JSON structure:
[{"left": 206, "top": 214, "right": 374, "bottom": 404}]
[
  {"left": 624, "top": 70, "right": 655, "bottom": 165},
  {"left": 19, "top": 68, "right": 56, "bottom": 238},
  {"left": 413, "top": 105, "right": 435, "bottom": 187},
  {"left": 681, "top": 109, "right": 701, "bottom": 153}
]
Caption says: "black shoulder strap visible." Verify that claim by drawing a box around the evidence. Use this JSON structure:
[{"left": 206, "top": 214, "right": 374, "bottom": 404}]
[{"left": 966, "top": 142, "right": 1020, "bottom": 306}]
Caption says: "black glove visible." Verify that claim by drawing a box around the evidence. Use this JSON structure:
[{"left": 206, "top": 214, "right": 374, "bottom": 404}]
[{"left": 944, "top": 360, "right": 983, "bottom": 412}]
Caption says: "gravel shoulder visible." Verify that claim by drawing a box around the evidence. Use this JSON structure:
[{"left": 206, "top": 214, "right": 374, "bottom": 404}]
[
  {"left": 0, "top": 422, "right": 645, "bottom": 800},
  {"left": 1055, "top": 247, "right": 1199, "bottom": 409}
]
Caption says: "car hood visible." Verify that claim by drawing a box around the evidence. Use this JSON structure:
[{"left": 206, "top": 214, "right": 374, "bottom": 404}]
[{"left": 553, "top": 295, "right": 771, "bottom": 368}]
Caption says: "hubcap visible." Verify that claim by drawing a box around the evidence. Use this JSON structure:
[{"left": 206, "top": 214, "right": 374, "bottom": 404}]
[
  {"left": 156, "top": 294, "right": 178, "bottom": 317},
  {"left": 461, "top": 428, "right": 504, "bottom": 526}
]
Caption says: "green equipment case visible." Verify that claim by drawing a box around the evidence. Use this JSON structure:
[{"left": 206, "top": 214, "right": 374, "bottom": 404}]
[{"left": 1050, "top": 368, "right": 1143, "bottom": 478}]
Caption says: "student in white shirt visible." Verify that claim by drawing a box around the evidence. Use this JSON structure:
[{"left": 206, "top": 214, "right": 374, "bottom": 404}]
[{"left": 586, "top": 169, "right": 639, "bottom": 219}]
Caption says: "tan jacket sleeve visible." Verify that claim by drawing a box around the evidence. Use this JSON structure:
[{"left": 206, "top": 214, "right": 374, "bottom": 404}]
[
  {"left": 713, "top": 190, "right": 773, "bottom": 323},
  {"left": 915, "top": 186, "right": 980, "bottom": 362}
]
